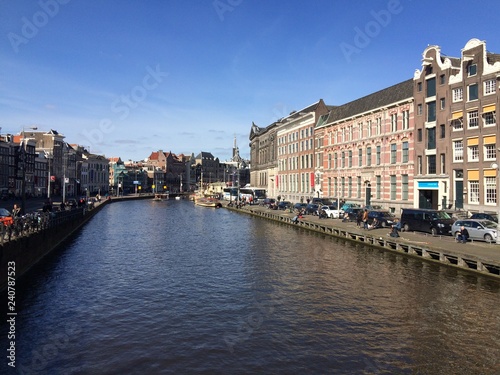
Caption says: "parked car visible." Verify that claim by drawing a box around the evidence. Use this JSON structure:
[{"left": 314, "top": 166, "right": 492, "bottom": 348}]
[
  {"left": 305, "top": 203, "right": 319, "bottom": 215},
  {"left": 470, "top": 212, "right": 498, "bottom": 223},
  {"left": 319, "top": 205, "right": 341, "bottom": 219},
  {"left": 277, "top": 201, "right": 292, "bottom": 210},
  {"left": 451, "top": 219, "right": 498, "bottom": 243},
  {"left": 340, "top": 202, "right": 361, "bottom": 213},
  {"left": 400, "top": 208, "right": 454, "bottom": 236},
  {"left": 0, "top": 208, "right": 13, "bottom": 227},
  {"left": 66, "top": 199, "right": 78, "bottom": 209},
  {"left": 293, "top": 203, "right": 307, "bottom": 212},
  {"left": 367, "top": 210, "right": 396, "bottom": 228},
  {"left": 262, "top": 198, "right": 276, "bottom": 208},
  {"left": 343, "top": 207, "right": 363, "bottom": 222}
]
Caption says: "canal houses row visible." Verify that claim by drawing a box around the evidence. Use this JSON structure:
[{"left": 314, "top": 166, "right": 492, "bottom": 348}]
[{"left": 249, "top": 38, "right": 500, "bottom": 215}]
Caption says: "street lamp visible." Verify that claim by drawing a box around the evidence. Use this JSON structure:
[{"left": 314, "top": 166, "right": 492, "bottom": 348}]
[{"left": 491, "top": 162, "right": 500, "bottom": 244}]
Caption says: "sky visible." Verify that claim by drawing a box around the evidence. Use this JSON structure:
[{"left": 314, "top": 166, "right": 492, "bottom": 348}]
[{"left": 1, "top": 0, "right": 500, "bottom": 162}]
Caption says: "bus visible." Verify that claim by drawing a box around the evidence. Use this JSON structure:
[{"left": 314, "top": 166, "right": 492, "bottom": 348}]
[
  {"left": 222, "top": 187, "right": 238, "bottom": 201},
  {"left": 239, "top": 187, "right": 266, "bottom": 205}
]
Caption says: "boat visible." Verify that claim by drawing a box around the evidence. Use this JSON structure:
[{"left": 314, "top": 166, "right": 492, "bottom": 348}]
[
  {"left": 153, "top": 193, "right": 169, "bottom": 201},
  {"left": 194, "top": 196, "right": 222, "bottom": 208}
]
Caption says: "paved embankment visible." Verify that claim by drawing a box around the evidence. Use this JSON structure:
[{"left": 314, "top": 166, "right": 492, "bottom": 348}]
[{"left": 225, "top": 203, "right": 500, "bottom": 280}]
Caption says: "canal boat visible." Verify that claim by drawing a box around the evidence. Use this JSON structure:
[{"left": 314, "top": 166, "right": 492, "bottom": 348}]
[
  {"left": 153, "top": 193, "right": 169, "bottom": 201},
  {"left": 194, "top": 196, "right": 222, "bottom": 208}
]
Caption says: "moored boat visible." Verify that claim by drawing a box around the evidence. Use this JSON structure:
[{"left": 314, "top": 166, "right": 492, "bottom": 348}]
[
  {"left": 153, "top": 193, "right": 169, "bottom": 201},
  {"left": 194, "top": 196, "right": 222, "bottom": 208}
]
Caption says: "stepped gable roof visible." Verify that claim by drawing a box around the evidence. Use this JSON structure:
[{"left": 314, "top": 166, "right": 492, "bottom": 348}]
[{"left": 325, "top": 79, "right": 413, "bottom": 124}]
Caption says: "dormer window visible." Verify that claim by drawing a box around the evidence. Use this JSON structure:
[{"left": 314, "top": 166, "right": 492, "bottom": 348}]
[{"left": 468, "top": 64, "right": 477, "bottom": 76}]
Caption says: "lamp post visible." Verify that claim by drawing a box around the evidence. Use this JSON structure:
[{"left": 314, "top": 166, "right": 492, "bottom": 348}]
[{"left": 491, "top": 162, "right": 500, "bottom": 244}]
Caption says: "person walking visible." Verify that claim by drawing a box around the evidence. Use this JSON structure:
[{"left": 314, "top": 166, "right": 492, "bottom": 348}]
[
  {"left": 362, "top": 209, "right": 369, "bottom": 229},
  {"left": 12, "top": 203, "right": 21, "bottom": 218}
]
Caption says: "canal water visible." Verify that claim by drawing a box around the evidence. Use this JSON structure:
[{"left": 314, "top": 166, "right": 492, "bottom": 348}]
[{"left": 2, "top": 199, "right": 500, "bottom": 374}]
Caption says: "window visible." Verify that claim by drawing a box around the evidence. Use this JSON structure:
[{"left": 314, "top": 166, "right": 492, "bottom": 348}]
[
  {"left": 453, "top": 140, "right": 464, "bottom": 161},
  {"left": 440, "top": 124, "right": 446, "bottom": 138},
  {"left": 484, "top": 79, "right": 496, "bottom": 95},
  {"left": 427, "top": 155, "right": 436, "bottom": 174},
  {"left": 376, "top": 145, "right": 381, "bottom": 165},
  {"left": 358, "top": 148, "right": 362, "bottom": 167},
  {"left": 483, "top": 111, "right": 496, "bottom": 127},
  {"left": 452, "top": 88, "right": 463, "bottom": 102},
  {"left": 440, "top": 153, "right": 445, "bottom": 174},
  {"left": 341, "top": 152, "right": 345, "bottom": 168},
  {"left": 417, "top": 129, "right": 423, "bottom": 142},
  {"left": 328, "top": 154, "right": 331, "bottom": 169},
  {"left": 348, "top": 150, "right": 352, "bottom": 168},
  {"left": 469, "top": 180, "right": 479, "bottom": 204},
  {"left": 426, "top": 77, "right": 436, "bottom": 97},
  {"left": 468, "top": 64, "right": 477, "bottom": 76},
  {"left": 391, "top": 113, "right": 397, "bottom": 132},
  {"left": 357, "top": 176, "right": 361, "bottom": 198},
  {"left": 427, "top": 127, "right": 436, "bottom": 150},
  {"left": 366, "top": 147, "right": 372, "bottom": 166},
  {"left": 417, "top": 156, "right": 422, "bottom": 175},
  {"left": 367, "top": 120, "right": 372, "bottom": 137},
  {"left": 485, "top": 176, "right": 497, "bottom": 205},
  {"left": 440, "top": 98, "right": 445, "bottom": 110},
  {"left": 402, "top": 174, "right": 408, "bottom": 200},
  {"left": 390, "top": 143, "right": 397, "bottom": 164},
  {"left": 334, "top": 153, "right": 338, "bottom": 169},
  {"left": 402, "top": 110, "right": 410, "bottom": 130},
  {"left": 402, "top": 142, "right": 409, "bottom": 163},
  {"left": 334, "top": 177, "right": 338, "bottom": 197},
  {"left": 376, "top": 175, "right": 381, "bottom": 199},
  {"left": 440, "top": 74, "right": 445, "bottom": 85},
  {"left": 468, "top": 84, "right": 478, "bottom": 101},
  {"left": 427, "top": 101, "right": 436, "bottom": 122},
  {"left": 468, "top": 110, "right": 479, "bottom": 128},
  {"left": 348, "top": 177, "right": 352, "bottom": 197},
  {"left": 485, "top": 144, "right": 496, "bottom": 160},
  {"left": 468, "top": 145, "right": 479, "bottom": 161},
  {"left": 417, "top": 82, "right": 422, "bottom": 92},
  {"left": 390, "top": 175, "right": 396, "bottom": 200},
  {"left": 417, "top": 104, "right": 423, "bottom": 115},
  {"left": 452, "top": 118, "right": 463, "bottom": 130},
  {"left": 376, "top": 117, "right": 382, "bottom": 134}
]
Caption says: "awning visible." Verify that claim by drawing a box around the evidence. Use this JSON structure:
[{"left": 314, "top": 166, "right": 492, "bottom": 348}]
[
  {"left": 452, "top": 111, "right": 463, "bottom": 120},
  {"left": 483, "top": 135, "right": 496, "bottom": 144},
  {"left": 467, "top": 137, "right": 479, "bottom": 146},
  {"left": 468, "top": 170, "right": 479, "bottom": 180},
  {"left": 483, "top": 104, "right": 496, "bottom": 113},
  {"left": 484, "top": 169, "right": 497, "bottom": 177}
]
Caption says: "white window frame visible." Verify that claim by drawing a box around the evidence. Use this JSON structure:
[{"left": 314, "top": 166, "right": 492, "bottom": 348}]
[
  {"left": 468, "top": 180, "right": 480, "bottom": 204},
  {"left": 467, "top": 145, "right": 479, "bottom": 162},
  {"left": 453, "top": 140, "right": 464, "bottom": 162},
  {"left": 484, "top": 144, "right": 497, "bottom": 161},
  {"left": 468, "top": 110, "right": 479, "bottom": 129},
  {"left": 484, "top": 79, "right": 496, "bottom": 95},
  {"left": 452, "top": 87, "right": 463, "bottom": 102},
  {"left": 485, "top": 176, "right": 497, "bottom": 205},
  {"left": 483, "top": 111, "right": 496, "bottom": 127}
]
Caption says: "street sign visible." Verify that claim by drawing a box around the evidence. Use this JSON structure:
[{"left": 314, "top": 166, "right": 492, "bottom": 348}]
[{"left": 133, "top": 181, "right": 139, "bottom": 184}]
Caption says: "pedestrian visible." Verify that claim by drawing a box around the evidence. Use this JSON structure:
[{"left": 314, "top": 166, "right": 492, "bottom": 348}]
[
  {"left": 12, "top": 203, "right": 21, "bottom": 218},
  {"left": 456, "top": 225, "right": 469, "bottom": 243},
  {"left": 362, "top": 209, "right": 369, "bottom": 229},
  {"left": 356, "top": 210, "right": 363, "bottom": 227}
]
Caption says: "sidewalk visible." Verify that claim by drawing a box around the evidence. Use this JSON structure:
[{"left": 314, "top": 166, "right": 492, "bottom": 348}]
[{"left": 231, "top": 203, "right": 500, "bottom": 278}]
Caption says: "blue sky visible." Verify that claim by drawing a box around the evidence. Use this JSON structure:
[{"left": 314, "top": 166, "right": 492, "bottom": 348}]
[{"left": 1, "top": 0, "right": 499, "bottom": 162}]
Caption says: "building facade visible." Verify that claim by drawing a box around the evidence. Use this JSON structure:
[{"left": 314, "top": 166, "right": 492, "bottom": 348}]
[{"left": 317, "top": 80, "right": 414, "bottom": 213}]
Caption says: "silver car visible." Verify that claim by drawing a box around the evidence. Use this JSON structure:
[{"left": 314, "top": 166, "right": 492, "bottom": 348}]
[{"left": 451, "top": 219, "right": 498, "bottom": 243}]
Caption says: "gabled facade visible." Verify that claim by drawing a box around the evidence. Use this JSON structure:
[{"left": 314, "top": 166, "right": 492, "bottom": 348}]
[
  {"left": 414, "top": 38, "right": 500, "bottom": 212},
  {"left": 318, "top": 81, "right": 414, "bottom": 213},
  {"left": 250, "top": 99, "right": 330, "bottom": 201}
]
